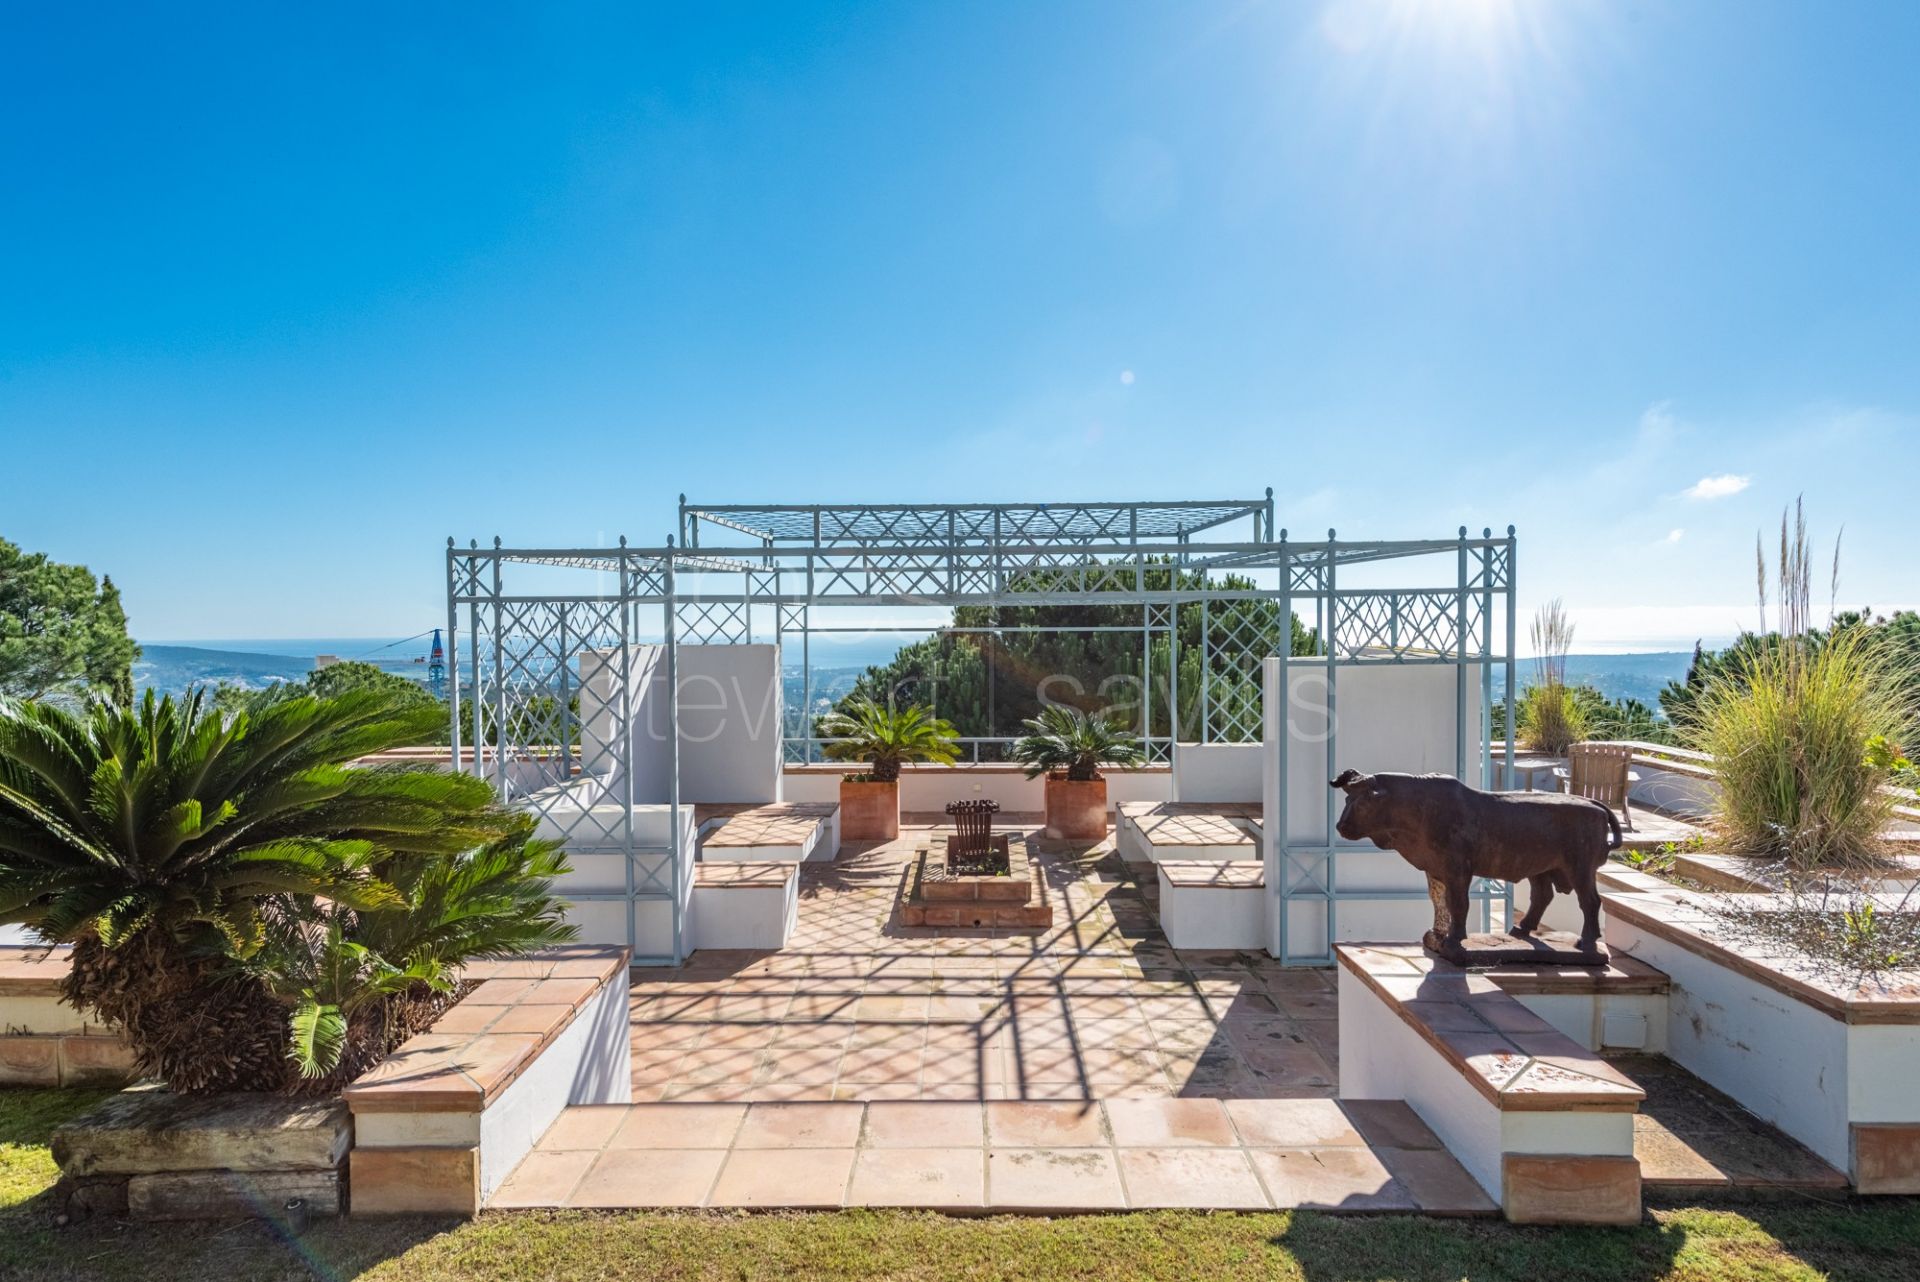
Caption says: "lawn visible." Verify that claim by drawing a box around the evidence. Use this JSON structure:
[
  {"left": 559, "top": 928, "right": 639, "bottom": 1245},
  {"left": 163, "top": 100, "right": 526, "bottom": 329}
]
[{"left": 6, "top": 1087, "right": 1920, "bottom": 1282}]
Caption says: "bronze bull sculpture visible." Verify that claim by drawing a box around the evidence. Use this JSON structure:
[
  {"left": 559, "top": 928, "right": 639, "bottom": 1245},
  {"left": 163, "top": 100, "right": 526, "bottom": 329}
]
[{"left": 1330, "top": 769, "right": 1621, "bottom": 963}]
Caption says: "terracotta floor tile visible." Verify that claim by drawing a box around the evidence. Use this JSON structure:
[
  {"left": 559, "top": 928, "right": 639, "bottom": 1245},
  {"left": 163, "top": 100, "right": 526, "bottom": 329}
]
[
  {"left": 490, "top": 1149, "right": 595, "bottom": 1207},
  {"left": 537, "top": 1105, "right": 629, "bottom": 1151},
  {"left": 1376, "top": 1147, "right": 1498, "bottom": 1215},
  {"left": 569, "top": 1148, "right": 726, "bottom": 1208},
  {"left": 734, "top": 1101, "right": 866, "bottom": 1148},
  {"left": 1104, "top": 1098, "right": 1236, "bottom": 1147},
  {"left": 987, "top": 1147, "right": 1127, "bottom": 1211},
  {"left": 608, "top": 1102, "right": 747, "bottom": 1149},
  {"left": 863, "top": 1101, "right": 986, "bottom": 1148},
  {"left": 986, "top": 1100, "right": 1107, "bottom": 1147},
  {"left": 1341, "top": 1100, "right": 1443, "bottom": 1151},
  {"left": 848, "top": 1147, "right": 986, "bottom": 1208},
  {"left": 709, "top": 1147, "right": 856, "bottom": 1208},
  {"left": 1249, "top": 1147, "right": 1416, "bottom": 1211},
  {"left": 1118, "top": 1147, "right": 1269, "bottom": 1209},
  {"left": 1225, "top": 1099, "right": 1366, "bottom": 1148}
]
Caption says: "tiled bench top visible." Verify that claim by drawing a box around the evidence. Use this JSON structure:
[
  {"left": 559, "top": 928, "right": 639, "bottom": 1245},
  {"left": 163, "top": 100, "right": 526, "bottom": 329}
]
[
  {"left": 0, "top": 945, "right": 71, "bottom": 997},
  {"left": 1606, "top": 890, "right": 1920, "bottom": 1024},
  {"left": 1158, "top": 860, "right": 1265, "bottom": 889},
  {"left": 696, "top": 861, "right": 798, "bottom": 889},
  {"left": 1337, "top": 945, "right": 1645, "bottom": 1113},
  {"left": 1118, "top": 803, "right": 1262, "bottom": 845},
  {"left": 700, "top": 804, "right": 838, "bottom": 848},
  {"left": 344, "top": 944, "right": 629, "bottom": 1114}
]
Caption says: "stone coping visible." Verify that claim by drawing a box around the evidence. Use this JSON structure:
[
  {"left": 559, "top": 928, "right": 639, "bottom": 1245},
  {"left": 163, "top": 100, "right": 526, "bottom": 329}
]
[
  {"left": 695, "top": 861, "right": 798, "bottom": 889},
  {"left": 1672, "top": 850, "right": 1920, "bottom": 894},
  {"left": 1336, "top": 945, "right": 1645, "bottom": 1113},
  {"left": 1604, "top": 890, "right": 1920, "bottom": 1024},
  {"left": 1159, "top": 860, "right": 1265, "bottom": 889},
  {"left": 783, "top": 762, "right": 1170, "bottom": 775},
  {"left": 1118, "top": 802, "right": 1262, "bottom": 846},
  {"left": 343, "top": 944, "right": 629, "bottom": 1114},
  {"left": 0, "top": 944, "right": 71, "bottom": 997}
]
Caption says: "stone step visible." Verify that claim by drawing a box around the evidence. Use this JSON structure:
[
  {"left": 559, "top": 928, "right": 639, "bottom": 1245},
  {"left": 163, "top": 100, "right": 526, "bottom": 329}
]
[{"left": 52, "top": 1088, "right": 351, "bottom": 1177}]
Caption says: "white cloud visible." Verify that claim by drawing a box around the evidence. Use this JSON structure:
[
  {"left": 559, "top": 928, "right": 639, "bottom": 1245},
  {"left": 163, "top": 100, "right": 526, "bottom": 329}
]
[
  {"left": 1684, "top": 473, "right": 1750, "bottom": 500},
  {"left": 1659, "top": 528, "right": 1685, "bottom": 545}
]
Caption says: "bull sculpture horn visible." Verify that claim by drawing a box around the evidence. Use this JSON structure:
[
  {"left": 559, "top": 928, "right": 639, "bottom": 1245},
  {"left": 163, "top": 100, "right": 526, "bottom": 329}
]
[{"left": 1330, "top": 769, "right": 1366, "bottom": 790}]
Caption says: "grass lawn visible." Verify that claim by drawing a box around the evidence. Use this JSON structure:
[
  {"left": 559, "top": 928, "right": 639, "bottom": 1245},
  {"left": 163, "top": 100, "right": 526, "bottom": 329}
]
[{"left": 7, "top": 1088, "right": 1920, "bottom": 1282}]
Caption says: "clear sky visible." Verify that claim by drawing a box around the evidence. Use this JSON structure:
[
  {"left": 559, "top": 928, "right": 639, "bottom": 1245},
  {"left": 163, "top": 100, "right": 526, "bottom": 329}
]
[{"left": 4, "top": 1, "right": 1915, "bottom": 650}]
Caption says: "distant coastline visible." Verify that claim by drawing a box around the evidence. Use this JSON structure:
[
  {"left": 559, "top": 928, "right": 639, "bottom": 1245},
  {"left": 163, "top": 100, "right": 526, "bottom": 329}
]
[{"left": 134, "top": 636, "right": 1698, "bottom": 708}]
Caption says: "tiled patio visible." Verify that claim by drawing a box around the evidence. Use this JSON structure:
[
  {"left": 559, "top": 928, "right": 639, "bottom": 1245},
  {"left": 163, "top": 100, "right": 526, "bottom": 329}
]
[
  {"left": 492, "top": 1097, "right": 1495, "bottom": 1213},
  {"left": 630, "top": 824, "right": 1338, "bottom": 1103},
  {"left": 491, "top": 821, "right": 1843, "bottom": 1211}
]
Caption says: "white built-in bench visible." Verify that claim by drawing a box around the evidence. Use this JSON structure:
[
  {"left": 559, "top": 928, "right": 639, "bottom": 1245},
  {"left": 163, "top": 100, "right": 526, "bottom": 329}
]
[
  {"left": 689, "top": 861, "right": 799, "bottom": 951},
  {"left": 698, "top": 803, "right": 840, "bottom": 863},
  {"left": 1337, "top": 943, "right": 1647, "bottom": 1224},
  {"left": 1118, "top": 802, "right": 1260, "bottom": 864},
  {"left": 1156, "top": 861, "right": 1265, "bottom": 950}
]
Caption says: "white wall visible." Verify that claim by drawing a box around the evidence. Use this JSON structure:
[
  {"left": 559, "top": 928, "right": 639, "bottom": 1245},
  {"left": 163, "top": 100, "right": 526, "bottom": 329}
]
[
  {"left": 1173, "top": 743, "right": 1262, "bottom": 802},
  {"left": 1264, "top": 659, "right": 1489, "bottom": 959},
  {"left": 780, "top": 766, "right": 1173, "bottom": 813},
  {"left": 1607, "top": 911, "right": 1855, "bottom": 1170},
  {"left": 579, "top": 644, "right": 781, "bottom": 805}
]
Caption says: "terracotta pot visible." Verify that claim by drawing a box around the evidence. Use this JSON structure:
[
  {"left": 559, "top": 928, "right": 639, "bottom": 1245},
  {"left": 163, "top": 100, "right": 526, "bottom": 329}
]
[
  {"left": 839, "top": 777, "right": 900, "bottom": 841},
  {"left": 1043, "top": 774, "right": 1108, "bottom": 841}
]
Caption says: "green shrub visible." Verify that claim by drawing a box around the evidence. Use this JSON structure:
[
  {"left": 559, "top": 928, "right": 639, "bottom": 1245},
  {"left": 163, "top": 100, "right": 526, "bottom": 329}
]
[
  {"left": 1688, "top": 503, "right": 1917, "bottom": 868},
  {"left": 1011, "top": 704, "right": 1145, "bottom": 781},
  {"left": 817, "top": 695, "right": 959, "bottom": 782},
  {"left": 0, "top": 688, "right": 574, "bottom": 1093}
]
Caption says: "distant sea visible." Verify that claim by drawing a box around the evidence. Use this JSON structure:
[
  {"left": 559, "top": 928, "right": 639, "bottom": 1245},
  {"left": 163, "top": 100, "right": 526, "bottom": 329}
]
[
  {"left": 136, "top": 635, "right": 1695, "bottom": 710},
  {"left": 135, "top": 637, "right": 434, "bottom": 699}
]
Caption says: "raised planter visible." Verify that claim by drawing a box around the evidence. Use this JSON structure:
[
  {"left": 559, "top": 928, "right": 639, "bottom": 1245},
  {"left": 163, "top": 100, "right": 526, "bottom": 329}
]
[
  {"left": 838, "top": 777, "right": 899, "bottom": 841},
  {"left": 1602, "top": 888, "right": 1920, "bottom": 1193},
  {"left": 344, "top": 944, "right": 632, "bottom": 1216},
  {"left": 901, "top": 836, "right": 1051, "bottom": 928},
  {"left": 0, "top": 946, "right": 137, "bottom": 1088},
  {"left": 1043, "top": 774, "right": 1107, "bottom": 841},
  {"left": 52, "top": 1088, "right": 351, "bottom": 1221}
]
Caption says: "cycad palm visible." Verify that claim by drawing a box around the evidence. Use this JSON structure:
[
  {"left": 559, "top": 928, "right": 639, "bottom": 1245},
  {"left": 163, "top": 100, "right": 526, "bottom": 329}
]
[
  {"left": 818, "top": 696, "right": 959, "bottom": 781},
  {"left": 0, "top": 688, "right": 524, "bottom": 1092},
  {"left": 1011, "top": 704, "right": 1144, "bottom": 781}
]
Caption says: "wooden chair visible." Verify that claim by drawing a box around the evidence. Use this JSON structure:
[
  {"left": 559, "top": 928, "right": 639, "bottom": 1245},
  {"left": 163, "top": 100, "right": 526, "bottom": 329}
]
[
  {"left": 1555, "top": 742, "right": 1637, "bottom": 830},
  {"left": 945, "top": 799, "right": 1001, "bottom": 859}
]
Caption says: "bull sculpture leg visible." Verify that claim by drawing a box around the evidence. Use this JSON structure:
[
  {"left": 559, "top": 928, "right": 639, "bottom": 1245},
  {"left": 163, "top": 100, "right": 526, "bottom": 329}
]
[
  {"left": 1422, "top": 875, "right": 1471, "bottom": 963},
  {"left": 1574, "top": 871, "right": 1603, "bottom": 952},
  {"left": 1422, "top": 876, "right": 1452, "bottom": 957},
  {"left": 1513, "top": 875, "right": 1555, "bottom": 937}
]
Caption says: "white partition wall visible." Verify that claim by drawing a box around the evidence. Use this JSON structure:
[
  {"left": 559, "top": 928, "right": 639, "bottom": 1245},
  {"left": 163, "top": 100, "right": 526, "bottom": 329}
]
[
  {"left": 580, "top": 644, "right": 781, "bottom": 805},
  {"left": 1262, "top": 657, "right": 1502, "bottom": 964}
]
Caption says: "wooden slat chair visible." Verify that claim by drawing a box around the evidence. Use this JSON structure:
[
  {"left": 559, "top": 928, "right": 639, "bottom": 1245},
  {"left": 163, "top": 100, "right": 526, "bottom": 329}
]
[
  {"left": 945, "top": 799, "right": 1001, "bottom": 860},
  {"left": 1555, "top": 742, "right": 1636, "bottom": 830}
]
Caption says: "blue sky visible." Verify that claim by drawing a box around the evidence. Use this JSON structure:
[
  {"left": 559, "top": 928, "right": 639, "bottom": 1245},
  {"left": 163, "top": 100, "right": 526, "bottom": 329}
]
[{"left": 4, "top": 1, "right": 1915, "bottom": 650}]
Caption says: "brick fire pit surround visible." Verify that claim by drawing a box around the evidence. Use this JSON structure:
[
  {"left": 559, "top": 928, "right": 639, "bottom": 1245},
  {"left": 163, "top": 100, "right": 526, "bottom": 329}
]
[
  {"left": 900, "top": 836, "right": 1053, "bottom": 928},
  {"left": 344, "top": 944, "right": 632, "bottom": 1216}
]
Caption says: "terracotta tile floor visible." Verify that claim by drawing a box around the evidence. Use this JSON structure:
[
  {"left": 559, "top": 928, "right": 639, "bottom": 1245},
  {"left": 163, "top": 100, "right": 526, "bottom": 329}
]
[
  {"left": 492, "top": 1097, "right": 1497, "bottom": 1214},
  {"left": 525, "top": 821, "right": 1837, "bottom": 1211},
  {"left": 629, "top": 825, "right": 1337, "bottom": 1103}
]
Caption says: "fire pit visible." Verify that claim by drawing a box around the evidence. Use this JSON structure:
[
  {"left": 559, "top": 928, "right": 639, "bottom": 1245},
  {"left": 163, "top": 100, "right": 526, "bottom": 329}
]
[{"left": 900, "top": 802, "right": 1053, "bottom": 928}]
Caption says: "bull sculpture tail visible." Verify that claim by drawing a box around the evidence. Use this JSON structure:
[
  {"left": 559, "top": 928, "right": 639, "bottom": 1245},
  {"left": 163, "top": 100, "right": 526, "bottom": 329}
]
[{"left": 1595, "top": 800, "right": 1623, "bottom": 851}]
